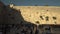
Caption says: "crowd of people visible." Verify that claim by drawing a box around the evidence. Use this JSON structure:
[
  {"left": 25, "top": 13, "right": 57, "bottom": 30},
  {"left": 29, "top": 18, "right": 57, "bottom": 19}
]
[
  {"left": 8, "top": 23, "right": 38, "bottom": 34},
  {"left": 1, "top": 22, "right": 51, "bottom": 34}
]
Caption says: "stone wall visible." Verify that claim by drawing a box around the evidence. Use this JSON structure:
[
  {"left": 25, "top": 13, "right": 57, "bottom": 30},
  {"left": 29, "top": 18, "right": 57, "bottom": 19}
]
[{"left": 11, "top": 6, "right": 60, "bottom": 25}]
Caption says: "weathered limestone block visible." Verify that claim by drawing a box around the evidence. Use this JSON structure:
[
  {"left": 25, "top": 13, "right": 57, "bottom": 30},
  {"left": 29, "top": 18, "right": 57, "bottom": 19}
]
[{"left": 12, "top": 6, "right": 60, "bottom": 25}]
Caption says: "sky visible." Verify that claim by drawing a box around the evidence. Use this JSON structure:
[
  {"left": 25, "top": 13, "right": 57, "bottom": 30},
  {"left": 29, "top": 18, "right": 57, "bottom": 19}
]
[{"left": 0, "top": 0, "right": 60, "bottom": 6}]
